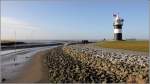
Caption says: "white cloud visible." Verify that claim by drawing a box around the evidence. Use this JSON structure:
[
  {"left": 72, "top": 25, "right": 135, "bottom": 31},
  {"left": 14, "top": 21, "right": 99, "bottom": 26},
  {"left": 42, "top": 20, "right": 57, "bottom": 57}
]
[
  {"left": 1, "top": 17, "right": 38, "bottom": 40},
  {"left": 1, "top": 17, "right": 35, "bottom": 29},
  {"left": 1, "top": 16, "right": 82, "bottom": 40},
  {"left": 1, "top": 16, "right": 62, "bottom": 40}
]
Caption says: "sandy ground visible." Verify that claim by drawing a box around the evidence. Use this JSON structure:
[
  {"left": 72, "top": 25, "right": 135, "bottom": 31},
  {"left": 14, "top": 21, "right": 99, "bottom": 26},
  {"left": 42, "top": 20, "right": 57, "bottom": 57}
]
[{"left": 7, "top": 50, "right": 50, "bottom": 83}]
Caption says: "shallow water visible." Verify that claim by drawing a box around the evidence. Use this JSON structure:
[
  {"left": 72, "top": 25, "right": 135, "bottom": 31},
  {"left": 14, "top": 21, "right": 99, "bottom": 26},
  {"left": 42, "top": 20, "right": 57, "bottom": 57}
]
[{"left": 0, "top": 46, "right": 58, "bottom": 82}]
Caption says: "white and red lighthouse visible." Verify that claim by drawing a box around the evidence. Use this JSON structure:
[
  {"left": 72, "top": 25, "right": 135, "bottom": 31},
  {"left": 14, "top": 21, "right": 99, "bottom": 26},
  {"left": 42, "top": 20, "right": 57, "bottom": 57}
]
[{"left": 113, "top": 13, "right": 124, "bottom": 40}]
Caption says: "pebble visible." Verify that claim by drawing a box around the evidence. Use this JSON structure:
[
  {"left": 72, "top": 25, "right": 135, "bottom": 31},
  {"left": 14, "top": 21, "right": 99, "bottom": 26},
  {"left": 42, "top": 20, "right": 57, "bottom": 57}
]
[
  {"left": 45, "top": 44, "right": 149, "bottom": 83},
  {"left": 63, "top": 44, "right": 149, "bottom": 83}
]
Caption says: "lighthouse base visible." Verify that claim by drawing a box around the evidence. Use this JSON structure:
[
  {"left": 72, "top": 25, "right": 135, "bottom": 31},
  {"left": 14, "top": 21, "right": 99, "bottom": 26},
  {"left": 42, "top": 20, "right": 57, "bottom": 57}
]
[{"left": 114, "top": 33, "right": 122, "bottom": 40}]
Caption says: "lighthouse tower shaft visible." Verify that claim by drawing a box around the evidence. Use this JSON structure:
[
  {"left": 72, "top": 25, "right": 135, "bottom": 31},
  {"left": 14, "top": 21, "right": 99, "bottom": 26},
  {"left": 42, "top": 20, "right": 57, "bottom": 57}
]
[
  {"left": 113, "top": 14, "right": 124, "bottom": 40},
  {"left": 113, "top": 24, "right": 122, "bottom": 40}
]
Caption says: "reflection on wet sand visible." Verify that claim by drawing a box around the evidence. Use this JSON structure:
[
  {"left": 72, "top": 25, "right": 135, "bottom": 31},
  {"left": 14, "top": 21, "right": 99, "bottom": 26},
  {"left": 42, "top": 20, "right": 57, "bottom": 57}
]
[{"left": 1, "top": 46, "right": 57, "bottom": 82}]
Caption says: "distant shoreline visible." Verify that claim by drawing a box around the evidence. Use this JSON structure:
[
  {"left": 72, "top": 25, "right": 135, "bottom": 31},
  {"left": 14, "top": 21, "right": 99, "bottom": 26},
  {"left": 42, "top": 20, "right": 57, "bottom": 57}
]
[{"left": 1, "top": 41, "right": 63, "bottom": 51}]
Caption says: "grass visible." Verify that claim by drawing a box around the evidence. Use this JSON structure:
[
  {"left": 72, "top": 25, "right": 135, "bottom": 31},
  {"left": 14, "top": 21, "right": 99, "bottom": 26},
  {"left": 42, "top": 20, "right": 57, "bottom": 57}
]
[{"left": 96, "top": 40, "right": 149, "bottom": 52}]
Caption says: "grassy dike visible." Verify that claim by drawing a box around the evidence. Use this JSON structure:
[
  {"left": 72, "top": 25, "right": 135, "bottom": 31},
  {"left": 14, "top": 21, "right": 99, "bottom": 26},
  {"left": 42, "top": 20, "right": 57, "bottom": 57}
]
[
  {"left": 96, "top": 40, "right": 149, "bottom": 52},
  {"left": 46, "top": 45, "right": 148, "bottom": 83}
]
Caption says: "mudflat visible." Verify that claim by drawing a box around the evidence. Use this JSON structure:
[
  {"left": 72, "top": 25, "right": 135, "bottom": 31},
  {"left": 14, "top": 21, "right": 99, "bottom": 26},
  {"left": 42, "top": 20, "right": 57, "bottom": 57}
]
[{"left": 8, "top": 50, "right": 50, "bottom": 83}]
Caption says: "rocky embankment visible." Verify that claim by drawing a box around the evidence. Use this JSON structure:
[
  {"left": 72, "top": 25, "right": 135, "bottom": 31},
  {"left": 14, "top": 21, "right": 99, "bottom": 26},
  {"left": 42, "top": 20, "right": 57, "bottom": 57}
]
[{"left": 46, "top": 44, "right": 149, "bottom": 83}]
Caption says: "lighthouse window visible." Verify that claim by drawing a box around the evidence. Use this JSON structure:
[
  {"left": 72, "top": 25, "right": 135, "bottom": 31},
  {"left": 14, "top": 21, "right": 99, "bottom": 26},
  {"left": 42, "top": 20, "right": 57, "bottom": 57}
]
[{"left": 117, "top": 19, "right": 120, "bottom": 23}]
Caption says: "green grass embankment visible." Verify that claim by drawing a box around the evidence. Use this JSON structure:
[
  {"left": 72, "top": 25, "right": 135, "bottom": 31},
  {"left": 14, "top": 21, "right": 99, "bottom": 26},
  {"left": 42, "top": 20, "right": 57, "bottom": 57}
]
[{"left": 96, "top": 40, "right": 149, "bottom": 52}]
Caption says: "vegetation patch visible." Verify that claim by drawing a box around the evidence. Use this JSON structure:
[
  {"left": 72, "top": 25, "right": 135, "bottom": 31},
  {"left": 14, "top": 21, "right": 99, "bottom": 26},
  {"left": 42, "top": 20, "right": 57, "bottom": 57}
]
[{"left": 96, "top": 40, "right": 149, "bottom": 52}]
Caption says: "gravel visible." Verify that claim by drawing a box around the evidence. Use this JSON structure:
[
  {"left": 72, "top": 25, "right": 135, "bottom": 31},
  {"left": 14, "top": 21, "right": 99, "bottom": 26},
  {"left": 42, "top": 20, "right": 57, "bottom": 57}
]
[
  {"left": 63, "top": 44, "right": 149, "bottom": 83},
  {"left": 45, "top": 44, "right": 149, "bottom": 83}
]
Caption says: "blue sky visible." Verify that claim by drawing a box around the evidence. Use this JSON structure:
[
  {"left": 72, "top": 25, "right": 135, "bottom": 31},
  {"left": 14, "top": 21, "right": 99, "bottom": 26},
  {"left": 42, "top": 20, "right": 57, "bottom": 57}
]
[{"left": 1, "top": 0, "right": 149, "bottom": 40}]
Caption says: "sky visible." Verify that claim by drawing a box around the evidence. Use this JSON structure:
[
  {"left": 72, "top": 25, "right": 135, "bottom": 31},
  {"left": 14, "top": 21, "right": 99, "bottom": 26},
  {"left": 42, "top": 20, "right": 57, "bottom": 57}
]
[{"left": 1, "top": 0, "right": 149, "bottom": 40}]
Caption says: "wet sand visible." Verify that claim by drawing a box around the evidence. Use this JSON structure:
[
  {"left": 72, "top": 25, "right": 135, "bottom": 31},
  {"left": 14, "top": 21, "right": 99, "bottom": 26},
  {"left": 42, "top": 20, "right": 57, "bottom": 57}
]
[{"left": 7, "top": 49, "right": 50, "bottom": 83}]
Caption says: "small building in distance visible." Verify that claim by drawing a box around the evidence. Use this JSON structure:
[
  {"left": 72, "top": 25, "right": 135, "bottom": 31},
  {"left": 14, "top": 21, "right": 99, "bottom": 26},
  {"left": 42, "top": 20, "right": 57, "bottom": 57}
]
[{"left": 82, "top": 40, "right": 89, "bottom": 44}]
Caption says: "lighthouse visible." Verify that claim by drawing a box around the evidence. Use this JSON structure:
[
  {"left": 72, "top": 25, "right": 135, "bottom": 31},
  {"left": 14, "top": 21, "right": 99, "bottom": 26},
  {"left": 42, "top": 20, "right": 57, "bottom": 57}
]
[{"left": 113, "top": 13, "right": 124, "bottom": 40}]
